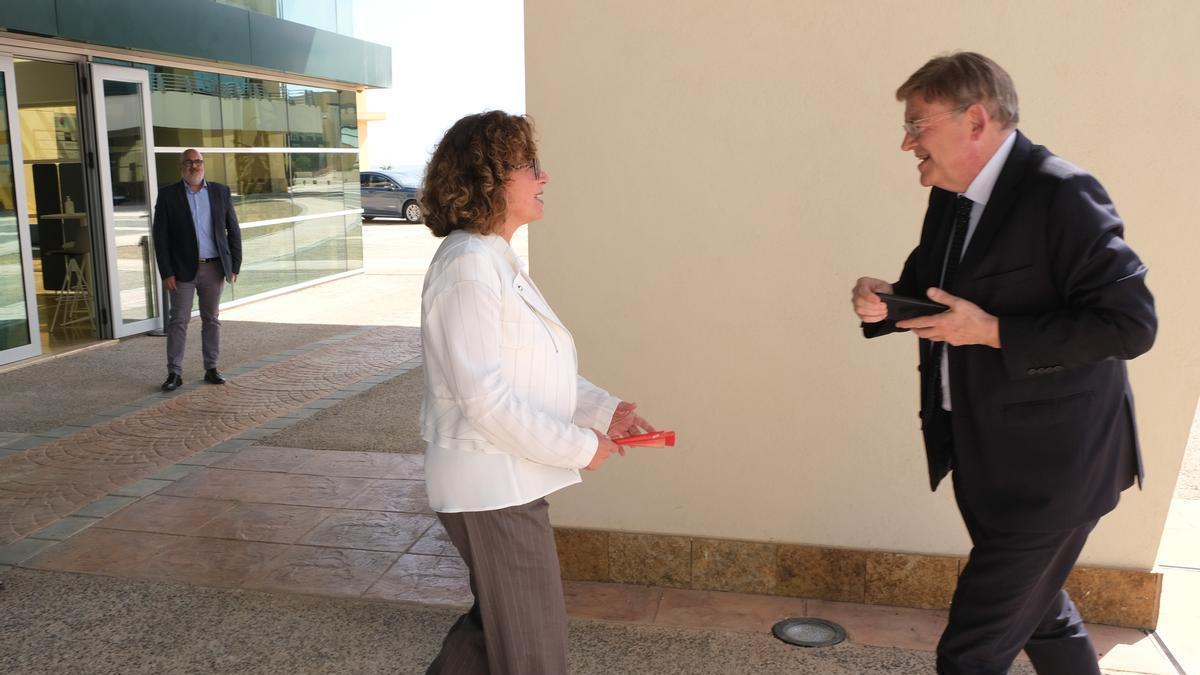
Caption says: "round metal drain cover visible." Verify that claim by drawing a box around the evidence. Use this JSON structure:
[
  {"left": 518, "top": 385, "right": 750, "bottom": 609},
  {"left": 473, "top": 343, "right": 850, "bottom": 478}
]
[{"left": 771, "top": 618, "right": 847, "bottom": 648}]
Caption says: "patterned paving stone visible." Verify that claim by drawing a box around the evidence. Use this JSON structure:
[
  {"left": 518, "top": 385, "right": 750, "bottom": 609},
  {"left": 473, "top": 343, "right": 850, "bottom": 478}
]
[{"left": 0, "top": 328, "right": 420, "bottom": 545}]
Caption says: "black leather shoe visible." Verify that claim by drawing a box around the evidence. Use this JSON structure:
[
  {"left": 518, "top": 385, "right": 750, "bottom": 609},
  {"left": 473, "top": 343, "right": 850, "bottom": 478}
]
[
  {"left": 204, "top": 368, "right": 226, "bottom": 385},
  {"left": 161, "top": 373, "right": 182, "bottom": 391}
]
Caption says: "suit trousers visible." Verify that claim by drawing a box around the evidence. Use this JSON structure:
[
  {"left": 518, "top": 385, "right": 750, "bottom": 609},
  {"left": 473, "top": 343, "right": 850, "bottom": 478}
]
[
  {"left": 426, "top": 498, "right": 569, "bottom": 675},
  {"left": 937, "top": 468, "right": 1101, "bottom": 675},
  {"left": 166, "top": 261, "right": 224, "bottom": 375}
]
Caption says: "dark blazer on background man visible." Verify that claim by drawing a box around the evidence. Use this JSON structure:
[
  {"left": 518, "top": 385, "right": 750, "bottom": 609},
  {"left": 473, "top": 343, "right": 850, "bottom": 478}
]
[
  {"left": 152, "top": 180, "right": 242, "bottom": 284},
  {"left": 864, "top": 131, "right": 1157, "bottom": 533}
]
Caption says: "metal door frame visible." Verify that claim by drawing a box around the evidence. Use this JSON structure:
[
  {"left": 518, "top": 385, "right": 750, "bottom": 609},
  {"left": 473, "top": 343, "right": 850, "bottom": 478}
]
[
  {"left": 90, "top": 63, "right": 161, "bottom": 337},
  {"left": 0, "top": 53, "right": 41, "bottom": 365}
]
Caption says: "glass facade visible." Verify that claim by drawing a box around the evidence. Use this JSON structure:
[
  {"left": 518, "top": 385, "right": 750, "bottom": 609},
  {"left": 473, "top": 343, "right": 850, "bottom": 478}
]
[
  {"left": 216, "top": 0, "right": 357, "bottom": 37},
  {"left": 0, "top": 72, "right": 31, "bottom": 351},
  {"left": 144, "top": 64, "right": 361, "bottom": 302}
]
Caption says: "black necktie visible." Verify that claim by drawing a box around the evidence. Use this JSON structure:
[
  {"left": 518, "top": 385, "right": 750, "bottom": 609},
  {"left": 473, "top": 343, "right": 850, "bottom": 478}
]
[
  {"left": 931, "top": 195, "right": 973, "bottom": 410},
  {"left": 941, "top": 195, "right": 972, "bottom": 291}
]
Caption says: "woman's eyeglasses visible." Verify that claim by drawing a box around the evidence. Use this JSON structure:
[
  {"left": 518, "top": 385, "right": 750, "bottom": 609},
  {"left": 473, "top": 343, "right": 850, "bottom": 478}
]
[{"left": 514, "top": 159, "right": 541, "bottom": 179}]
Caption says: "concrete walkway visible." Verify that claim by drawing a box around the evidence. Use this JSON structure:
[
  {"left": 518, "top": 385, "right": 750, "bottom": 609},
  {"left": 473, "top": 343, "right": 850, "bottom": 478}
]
[{"left": 0, "top": 224, "right": 1190, "bottom": 674}]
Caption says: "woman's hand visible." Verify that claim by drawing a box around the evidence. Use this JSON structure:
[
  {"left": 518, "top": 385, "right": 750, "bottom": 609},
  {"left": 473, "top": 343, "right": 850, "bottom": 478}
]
[
  {"left": 607, "top": 401, "right": 656, "bottom": 440},
  {"left": 585, "top": 431, "right": 623, "bottom": 470}
]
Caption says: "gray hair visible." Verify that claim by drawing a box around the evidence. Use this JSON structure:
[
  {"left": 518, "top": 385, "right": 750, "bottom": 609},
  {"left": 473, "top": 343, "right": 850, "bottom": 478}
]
[{"left": 896, "top": 52, "right": 1019, "bottom": 128}]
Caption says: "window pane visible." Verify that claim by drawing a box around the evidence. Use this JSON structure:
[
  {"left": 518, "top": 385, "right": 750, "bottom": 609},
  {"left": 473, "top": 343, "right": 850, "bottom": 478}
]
[
  {"left": 342, "top": 153, "right": 360, "bottom": 210},
  {"left": 223, "top": 153, "right": 294, "bottom": 222},
  {"left": 339, "top": 90, "right": 358, "bottom": 148},
  {"left": 148, "top": 66, "right": 222, "bottom": 148},
  {"left": 295, "top": 214, "right": 346, "bottom": 282},
  {"left": 0, "top": 73, "right": 31, "bottom": 351},
  {"left": 220, "top": 76, "right": 286, "bottom": 148},
  {"left": 345, "top": 213, "right": 362, "bottom": 271},
  {"left": 234, "top": 221, "right": 296, "bottom": 298},
  {"left": 287, "top": 153, "right": 347, "bottom": 217},
  {"left": 286, "top": 85, "right": 342, "bottom": 148}
]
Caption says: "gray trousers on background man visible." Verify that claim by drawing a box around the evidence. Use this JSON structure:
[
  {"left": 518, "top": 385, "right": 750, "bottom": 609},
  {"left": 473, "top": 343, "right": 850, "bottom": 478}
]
[
  {"left": 166, "top": 260, "right": 224, "bottom": 375},
  {"left": 426, "top": 498, "right": 569, "bottom": 675}
]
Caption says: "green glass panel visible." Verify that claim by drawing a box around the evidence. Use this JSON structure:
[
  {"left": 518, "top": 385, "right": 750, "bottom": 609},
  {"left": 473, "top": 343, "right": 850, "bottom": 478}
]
[
  {"left": 294, "top": 214, "right": 346, "bottom": 283},
  {"left": 287, "top": 153, "right": 347, "bottom": 217},
  {"left": 220, "top": 75, "right": 286, "bottom": 148},
  {"left": 345, "top": 213, "right": 362, "bottom": 271},
  {"left": 285, "top": 85, "right": 342, "bottom": 148},
  {"left": 216, "top": 0, "right": 278, "bottom": 17},
  {"left": 233, "top": 220, "right": 296, "bottom": 299},
  {"left": 341, "top": 153, "right": 360, "bottom": 210},
  {"left": 339, "top": 90, "right": 358, "bottom": 148},
  {"left": 0, "top": 73, "right": 32, "bottom": 351},
  {"left": 148, "top": 66, "right": 223, "bottom": 148},
  {"left": 223, "top": 153, "right": 294, "bottom": 222}
]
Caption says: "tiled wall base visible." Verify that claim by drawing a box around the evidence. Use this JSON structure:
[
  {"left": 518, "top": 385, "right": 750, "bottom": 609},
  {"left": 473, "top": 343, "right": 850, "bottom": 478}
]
[{"left": 554, "top": 528, "right": 1161, "bottom": 629}]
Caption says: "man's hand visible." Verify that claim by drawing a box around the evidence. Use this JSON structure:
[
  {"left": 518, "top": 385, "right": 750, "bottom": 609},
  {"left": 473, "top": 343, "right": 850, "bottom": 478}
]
[
  {"left": 607, "top": 401, "right": 655, "bottom": 440},
  {"left": 852, "top": 277, "right": 893, "bottom": 322},
  {"left": 231, "top": 273, "right": 238, "bottom": 284},
  {"left": 585, "top": 430, "right": 623, "bottom": 470},
  {"left": 895, "top": 288, "right": 1001, "bottom": 348},
  {"left": 164, "top": 275, "right": 177, "bottom": 292}
]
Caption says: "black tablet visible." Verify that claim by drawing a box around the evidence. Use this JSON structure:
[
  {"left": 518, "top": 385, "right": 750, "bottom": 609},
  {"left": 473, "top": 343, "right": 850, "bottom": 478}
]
[{"left": 877, "top": 292, "right": 949, "bottom": 321}]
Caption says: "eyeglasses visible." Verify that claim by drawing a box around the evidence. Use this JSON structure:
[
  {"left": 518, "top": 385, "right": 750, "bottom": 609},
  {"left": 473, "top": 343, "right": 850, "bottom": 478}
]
[
  {"left": 181, "top": 159, "right": 205, "bottom": 167},
  {"left": 514, "top": 158, "right": 542, "bottom": 179},
  {"left": 902, "top": 107, "right": 965, "bottom": 138}
]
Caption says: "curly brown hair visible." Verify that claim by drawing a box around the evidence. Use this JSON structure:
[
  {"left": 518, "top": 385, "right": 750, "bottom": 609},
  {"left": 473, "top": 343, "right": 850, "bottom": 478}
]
[{"left": 421, "top": 111, "right": 538, "bottom": 237}]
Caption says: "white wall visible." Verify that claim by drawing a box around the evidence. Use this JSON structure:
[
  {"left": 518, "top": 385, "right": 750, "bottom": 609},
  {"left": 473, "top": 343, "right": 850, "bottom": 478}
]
[{"left": 525, "top": 0, "right": 1200, "bottom": 568}]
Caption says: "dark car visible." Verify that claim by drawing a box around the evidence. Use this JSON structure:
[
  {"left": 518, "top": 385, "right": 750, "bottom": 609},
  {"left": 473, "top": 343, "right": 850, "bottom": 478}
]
[{"left": 360, "top": 170, "right": 423, "bottom": 223}]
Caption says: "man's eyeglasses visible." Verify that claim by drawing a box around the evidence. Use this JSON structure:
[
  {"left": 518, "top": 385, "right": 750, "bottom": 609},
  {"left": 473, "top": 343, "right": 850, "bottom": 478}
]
[
  {"left": 181, "top": 159, "right": 205, "bottom": 167},
  {"left": 902, "top": 107, "right": 966, "bottom": 138},
  {"left": 514, "top": 158, "right": 542, "bottom": 179}
]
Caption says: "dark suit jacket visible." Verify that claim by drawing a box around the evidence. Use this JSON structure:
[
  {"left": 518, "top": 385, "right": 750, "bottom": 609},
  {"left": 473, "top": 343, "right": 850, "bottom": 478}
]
[
  {"left": 865, "top": 132, "right": 1156, "bottom": 532},
  {"left": 152, "top": 181, "right": 242, "bottom": 284}
]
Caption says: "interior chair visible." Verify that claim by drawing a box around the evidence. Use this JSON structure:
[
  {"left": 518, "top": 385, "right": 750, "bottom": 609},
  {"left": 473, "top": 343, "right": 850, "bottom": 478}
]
[{"left": 48, "top": 224, "right": 93, "bottom": 332}]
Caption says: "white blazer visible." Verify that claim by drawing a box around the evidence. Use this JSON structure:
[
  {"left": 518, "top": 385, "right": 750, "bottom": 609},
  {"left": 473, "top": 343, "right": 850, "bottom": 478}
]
[{"left": 420, "top": 231, "right": 619, "bottom": 513}]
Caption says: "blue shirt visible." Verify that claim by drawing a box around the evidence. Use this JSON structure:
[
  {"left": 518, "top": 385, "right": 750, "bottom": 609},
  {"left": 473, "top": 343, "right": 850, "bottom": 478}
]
[{"left": 186, "top": 181, "right": 218, "bottom": 259}]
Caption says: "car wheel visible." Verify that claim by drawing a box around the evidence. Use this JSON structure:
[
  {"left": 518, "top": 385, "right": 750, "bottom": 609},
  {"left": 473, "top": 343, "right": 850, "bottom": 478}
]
[
  {"left": 403, "top": 201, "right": 423, "bottom": 223},
  {"left": 362, "top": 215, "right": 375, "bottom": 222}
]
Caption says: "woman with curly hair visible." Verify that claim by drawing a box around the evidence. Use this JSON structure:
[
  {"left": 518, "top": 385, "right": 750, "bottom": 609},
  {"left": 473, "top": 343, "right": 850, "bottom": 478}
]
[{"left": 419, "top": 111, "right": 654, "bottom": 674}]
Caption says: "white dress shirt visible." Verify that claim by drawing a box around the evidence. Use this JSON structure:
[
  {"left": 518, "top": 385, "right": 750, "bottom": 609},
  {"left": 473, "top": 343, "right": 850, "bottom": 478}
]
[
  {"left": 420, "top": 231, "right": 620, "bottom": 512},
  {"left": 940, "top": 130, "right": 1017, "bottom": 410}
]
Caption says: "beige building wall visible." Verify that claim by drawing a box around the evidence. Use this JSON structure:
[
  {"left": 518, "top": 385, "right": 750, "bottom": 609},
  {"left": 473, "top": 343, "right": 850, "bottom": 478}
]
[{"left": 525, "top": 1, "right": 1199, "bottom": 569}]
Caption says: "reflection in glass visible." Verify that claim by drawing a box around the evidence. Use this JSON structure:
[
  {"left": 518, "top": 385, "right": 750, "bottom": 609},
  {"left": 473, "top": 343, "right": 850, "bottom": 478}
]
[
  {"left": 287, "top": 153, "right": 347, "bottom": 217},
  {"left": 339, "top": 90, "right": 358, "bottom": 148},
  {"left": 234, "top": 221, "right": 296, "bottom": 299},
  {"left": 220, "top": 76, "right": 287, "bottom": 148},
  {"left": 286, "top": 85, "right": 341, "bottom": 148},
  {"left": 345, "top": 213, "right": 363, "bottom": 271},
  {"left": 295, "top": 215, "right": 346, "bottom": 283},
  {"left": 0, "top": 74, "right": 32, "bottom": 351},
  {"left": 223, "top": 153, "right": 294, "bottom": 222},
  {"left": 341, "top": 153, "right": 360, "bottom": 210},
  {"left": 102, "top": 79, "right": 159, "bottom": 325},
  {"left": 148, "top": 66, "right": 223, "bottom": 147}
]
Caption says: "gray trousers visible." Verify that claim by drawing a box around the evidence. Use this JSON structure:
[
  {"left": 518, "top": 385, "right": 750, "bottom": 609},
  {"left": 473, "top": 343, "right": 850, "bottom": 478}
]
[
  {"left": 166, "top": 261, "right": 224, "bottom": 375},
  {"left": 427, "top": 498, "right": 569, "bottom": 675}
]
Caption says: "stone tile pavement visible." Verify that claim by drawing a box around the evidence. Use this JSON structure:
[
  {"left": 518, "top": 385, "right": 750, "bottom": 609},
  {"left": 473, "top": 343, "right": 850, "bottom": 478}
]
[{"left": 0, "top": 327, "right": 421, "bottom": 546}]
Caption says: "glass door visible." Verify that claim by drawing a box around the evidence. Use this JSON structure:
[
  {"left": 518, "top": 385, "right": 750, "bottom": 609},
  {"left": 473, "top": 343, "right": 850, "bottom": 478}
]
[
  {"left": 0, "top": 54, "right": 40, "bottom": 365},
  {"left": 90, "top": 64, "right": 161, "bottom": 337}
]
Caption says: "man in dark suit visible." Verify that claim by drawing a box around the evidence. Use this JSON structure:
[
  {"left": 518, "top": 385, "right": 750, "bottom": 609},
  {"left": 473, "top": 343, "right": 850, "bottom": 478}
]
[
  {"left": 152, "top": 149, "right": 242, "bottom": 391},
  {"left": 851, "top": 52, "right": 1156, "bottom": 674}
]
